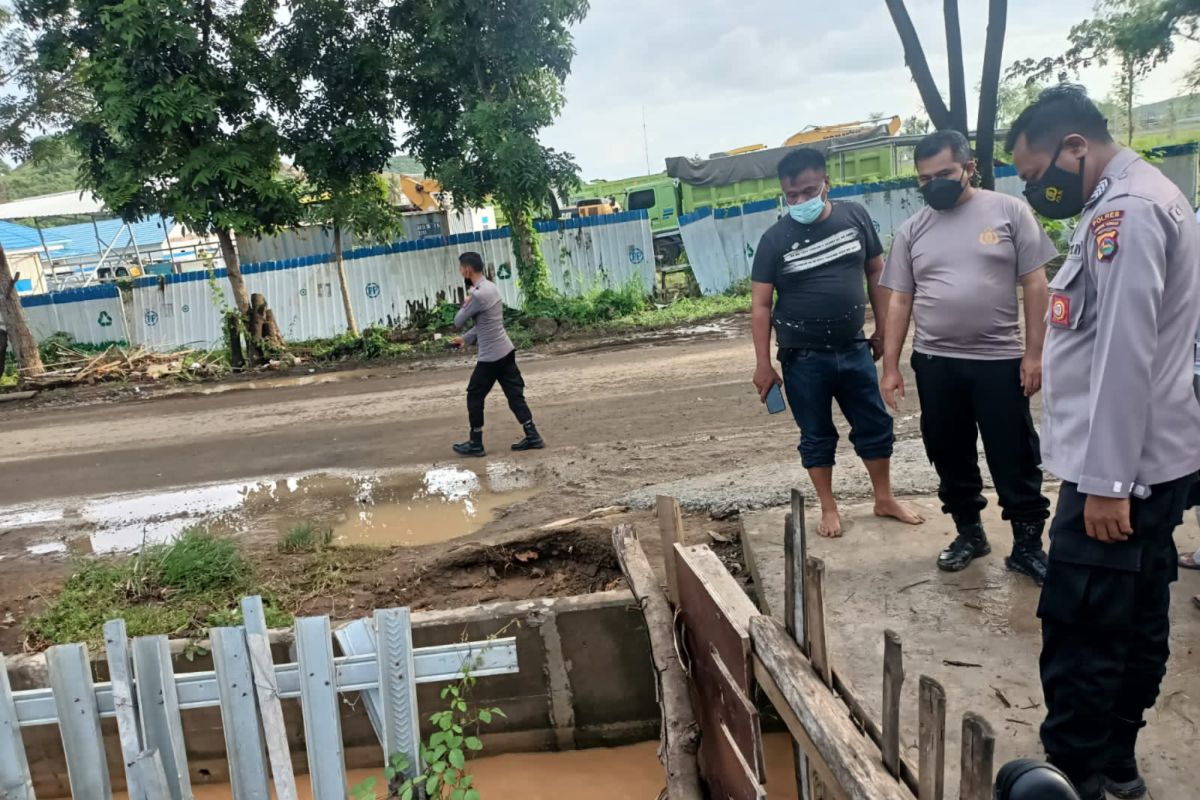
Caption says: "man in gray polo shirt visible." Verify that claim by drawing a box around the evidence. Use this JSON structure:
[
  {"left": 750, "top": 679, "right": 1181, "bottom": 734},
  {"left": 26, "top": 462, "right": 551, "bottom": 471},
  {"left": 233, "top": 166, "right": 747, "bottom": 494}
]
[
  {"left": 881, "top": 130, "right": 1056, "bottom": 583},
  {"left": 451, "top": 251, "right": 544, "bottom": 457}
]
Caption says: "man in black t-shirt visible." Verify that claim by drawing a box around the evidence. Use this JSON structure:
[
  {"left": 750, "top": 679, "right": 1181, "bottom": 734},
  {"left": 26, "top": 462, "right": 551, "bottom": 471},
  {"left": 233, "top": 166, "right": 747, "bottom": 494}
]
[{"left": 751, "top": 148, "right": 923, "bottom": 537}]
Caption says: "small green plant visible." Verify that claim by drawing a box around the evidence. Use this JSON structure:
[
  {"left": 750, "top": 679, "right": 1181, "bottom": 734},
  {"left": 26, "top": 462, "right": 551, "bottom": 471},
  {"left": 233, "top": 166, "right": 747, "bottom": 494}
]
[
  {"left": 278, "top": 521, "right": 334, "bottom": 554},
  {"left": 350, "top": 665, "right": 503, "bottom": 800}
]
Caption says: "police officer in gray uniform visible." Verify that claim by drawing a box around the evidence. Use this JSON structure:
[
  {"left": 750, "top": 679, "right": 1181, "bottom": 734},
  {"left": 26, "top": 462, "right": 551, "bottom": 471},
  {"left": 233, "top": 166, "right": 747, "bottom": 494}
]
[{"left": 1009, "top": 85, "right": 1200, "bottom": 800}]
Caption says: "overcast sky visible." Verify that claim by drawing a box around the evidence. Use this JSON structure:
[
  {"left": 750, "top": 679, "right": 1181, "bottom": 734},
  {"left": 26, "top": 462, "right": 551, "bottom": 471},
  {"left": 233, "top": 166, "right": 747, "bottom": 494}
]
[{"left": 541, "top": 0, "right": 1200, "bottom": 181}]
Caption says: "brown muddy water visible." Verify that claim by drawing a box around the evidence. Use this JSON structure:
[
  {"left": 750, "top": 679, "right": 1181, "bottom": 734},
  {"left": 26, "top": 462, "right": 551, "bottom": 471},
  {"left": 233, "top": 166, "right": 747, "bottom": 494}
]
[
  {"left": 112, "top": 735, "right": 800, "bottom": 799},
  {"left": 0, "top": 463, "right": 539, "bottom": 557}
]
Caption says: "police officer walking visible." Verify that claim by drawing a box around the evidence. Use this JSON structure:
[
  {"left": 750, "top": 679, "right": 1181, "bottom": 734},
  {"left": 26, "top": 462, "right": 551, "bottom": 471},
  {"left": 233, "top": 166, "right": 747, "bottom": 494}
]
[{"left": 1008, "top": 85, "right": 1200, "bottom": 800}]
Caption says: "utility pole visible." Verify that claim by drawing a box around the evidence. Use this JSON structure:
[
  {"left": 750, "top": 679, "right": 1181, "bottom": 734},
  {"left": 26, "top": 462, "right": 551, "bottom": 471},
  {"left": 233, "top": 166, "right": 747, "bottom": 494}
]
[{"left": 642, "top": 106, "right": 651, "bottom": 175}]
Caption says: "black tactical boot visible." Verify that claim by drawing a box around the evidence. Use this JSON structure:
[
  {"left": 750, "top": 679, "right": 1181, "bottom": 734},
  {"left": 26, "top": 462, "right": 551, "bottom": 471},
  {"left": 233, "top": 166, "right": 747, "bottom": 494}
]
[
  {"left": 1047, "top": 757, "right": 1106, "bottom": 800},
  {"left": 1104, "top": 716, "right": 1148, "bottom": 799},
  {"left": 452, "top": 428, "right": 486, "bottom": 458},
  {"left": 1005, "top": 521, "right": 1049, "bottom": 586},
  {"left": 937, "top": 521, "right": 991, "bottom": 572},
  {"left": 511, "top": 420, "right": 545, "bottom": 451}
]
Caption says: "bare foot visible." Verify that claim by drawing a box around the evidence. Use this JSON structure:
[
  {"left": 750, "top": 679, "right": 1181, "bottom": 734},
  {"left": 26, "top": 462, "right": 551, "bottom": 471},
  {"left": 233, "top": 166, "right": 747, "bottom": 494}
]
[
  {"left": 818, "top": 507, "right": 843, "bottom": 538},
  {"left": 874, "top": 498, "right": 925, "bottom": 525}
]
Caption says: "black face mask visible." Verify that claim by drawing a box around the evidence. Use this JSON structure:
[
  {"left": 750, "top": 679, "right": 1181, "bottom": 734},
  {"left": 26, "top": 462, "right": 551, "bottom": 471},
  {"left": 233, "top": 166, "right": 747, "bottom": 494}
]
[
  {"left": 918, "top": 173, "right": 967, "bottom": 211},
  {"left": 1023, "top": 142, "right": 1086, "bottom": 219}
]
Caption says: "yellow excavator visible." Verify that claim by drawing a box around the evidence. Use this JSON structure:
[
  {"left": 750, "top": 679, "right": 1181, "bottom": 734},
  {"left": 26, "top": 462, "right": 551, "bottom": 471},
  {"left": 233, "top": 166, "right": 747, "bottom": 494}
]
[
  {"left": 383, "top": 174, "right": 446, "bottom": 211},
  {"left": 717, "top": 116, "right": 903, "bottom": 156},
  {"left": 783, "top": 116, "right": 902, "bottom": 146}
]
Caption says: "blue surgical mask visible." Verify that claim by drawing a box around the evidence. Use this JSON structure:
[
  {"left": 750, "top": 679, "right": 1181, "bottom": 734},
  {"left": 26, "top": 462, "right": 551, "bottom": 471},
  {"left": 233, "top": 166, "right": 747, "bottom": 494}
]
[{"left": 785, "top": 194, "right": 826, "bottom": 225}]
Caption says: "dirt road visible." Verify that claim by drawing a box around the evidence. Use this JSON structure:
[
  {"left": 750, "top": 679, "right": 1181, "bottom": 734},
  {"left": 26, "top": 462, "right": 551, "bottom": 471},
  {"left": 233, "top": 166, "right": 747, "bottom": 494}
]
[{"left": 0, "top": 319, "right": 937, "bottom": 511}]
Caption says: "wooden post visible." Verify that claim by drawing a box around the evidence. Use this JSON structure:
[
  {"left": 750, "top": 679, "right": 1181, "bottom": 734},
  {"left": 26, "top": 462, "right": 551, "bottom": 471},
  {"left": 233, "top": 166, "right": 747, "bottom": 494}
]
[
  {"left": 918, "top": 676, "right": 946, "bottom": 800},
  {"left": 803, "top": 557, "right": 832, "bottom": 687},
  {"left": 882, "top": 630, "right": 904, "bottom": 778},
  {"left": 656, "top": 495, "right": 687, "bottom": 607},
  {"left": 613, "top": 525, "right": 703, "bottom": 800},
  {"left": 785, "top": 497, "right": 814, "bottom": 800},
  {"left": 959, "top": 713, "right": 995, "bottom": 800}
]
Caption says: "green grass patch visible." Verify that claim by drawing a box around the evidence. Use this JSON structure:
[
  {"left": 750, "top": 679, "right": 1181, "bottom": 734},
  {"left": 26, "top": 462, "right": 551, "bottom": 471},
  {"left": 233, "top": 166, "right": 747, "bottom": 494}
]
[
  {"left": 26, "top": 528, "right": 288, "bottom": 649},
  {"left": 278, "top": 522, "right": 334, "bottom": 554}
]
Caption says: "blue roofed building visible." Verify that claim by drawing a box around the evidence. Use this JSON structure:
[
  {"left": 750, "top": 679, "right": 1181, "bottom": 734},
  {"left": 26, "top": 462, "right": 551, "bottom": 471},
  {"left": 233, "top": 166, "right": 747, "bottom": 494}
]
[{"left": 0, "top": 220, "right": 69, "bottom": 294}]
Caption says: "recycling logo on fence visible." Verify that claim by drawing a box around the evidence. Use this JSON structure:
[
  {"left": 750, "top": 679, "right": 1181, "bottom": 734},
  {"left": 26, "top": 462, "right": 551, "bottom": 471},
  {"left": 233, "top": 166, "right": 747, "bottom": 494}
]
[
  {"left": 97, "top": 311, "right": 113, "bottom": 327},
  {"left": 365, "top": 282, "right": 381, "bottom": 299},
  {"left": 300, "top": 287, "right": 308, "bottom": 297},
  {"left": 181, "top": 304, "right": 190, "bottom": 313},
  {"left": 628, "top": 246, "right": 645, "bottom": 265},
  {"left": 144, "top": 310, "right": 159, "bottom": 327},
  {"left": 497, "top": 263, "right": 512, "bottom": 280}
]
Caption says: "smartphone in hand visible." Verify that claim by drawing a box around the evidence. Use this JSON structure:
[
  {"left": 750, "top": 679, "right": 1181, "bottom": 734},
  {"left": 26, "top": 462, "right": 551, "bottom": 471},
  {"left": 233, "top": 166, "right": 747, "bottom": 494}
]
[{"left": 765, "top": 384, "right": 786, "bottom": 414}]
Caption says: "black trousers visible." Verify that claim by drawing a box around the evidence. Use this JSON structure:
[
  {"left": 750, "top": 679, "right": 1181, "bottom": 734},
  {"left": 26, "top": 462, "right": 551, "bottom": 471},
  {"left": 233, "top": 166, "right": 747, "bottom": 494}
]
[
  {"left": 912, "top": 354, "right": 1050, "bottom": 525},
  {"left": 1038, "top": 476, "right": 1194, "bottom": 782},
  {"left": 467, "top": 350, "right": 532, "bottom": 430}
]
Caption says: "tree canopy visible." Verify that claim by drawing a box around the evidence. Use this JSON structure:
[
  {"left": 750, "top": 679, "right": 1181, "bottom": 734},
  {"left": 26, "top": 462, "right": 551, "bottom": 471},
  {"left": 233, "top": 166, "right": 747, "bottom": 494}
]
[{"left": 391, "top": 0, "right": 588, "bottom": 302}]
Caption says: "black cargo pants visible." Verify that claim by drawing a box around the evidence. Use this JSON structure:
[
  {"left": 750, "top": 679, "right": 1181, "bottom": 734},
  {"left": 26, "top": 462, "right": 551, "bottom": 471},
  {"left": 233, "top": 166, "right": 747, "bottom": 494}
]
[
  {"left": 1038, "top": 475, "right": 1195, "bottom": 784},
  {"left": 466, "top": 349, "right": 532, "bottom": 430},
  {"left": 911, "top": 353, "right": 1051, "bottom": 525}
]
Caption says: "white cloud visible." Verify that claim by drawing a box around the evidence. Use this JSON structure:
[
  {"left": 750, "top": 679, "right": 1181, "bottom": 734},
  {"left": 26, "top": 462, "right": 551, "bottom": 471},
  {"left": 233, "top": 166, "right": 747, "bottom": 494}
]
[{"left": 543, "top": 0, "right": 1200, "bottom": 180}]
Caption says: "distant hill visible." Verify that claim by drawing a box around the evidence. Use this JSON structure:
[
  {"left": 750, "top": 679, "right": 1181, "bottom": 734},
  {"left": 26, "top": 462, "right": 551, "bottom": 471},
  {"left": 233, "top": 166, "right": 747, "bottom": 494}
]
[
  {"left": 0, "top": 148, "right": 82, "bottom": 203},
  {"left": 387, "top": 154, "right": 424, "bottom": 176}
]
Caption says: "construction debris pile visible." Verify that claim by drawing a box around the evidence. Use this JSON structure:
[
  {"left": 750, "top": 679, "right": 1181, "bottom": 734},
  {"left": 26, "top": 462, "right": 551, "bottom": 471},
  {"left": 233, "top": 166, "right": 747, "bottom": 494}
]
[{"left": 20, "top": 342, "right": 227, "bottom": 389}]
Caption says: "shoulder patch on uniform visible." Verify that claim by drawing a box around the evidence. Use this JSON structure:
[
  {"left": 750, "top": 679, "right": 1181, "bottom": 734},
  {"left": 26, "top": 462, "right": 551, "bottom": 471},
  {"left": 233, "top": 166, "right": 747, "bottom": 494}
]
[
  {"left": 1096, "top": 228, "right": 1119, "bottom": 262},
  {"left": 1091, "top": 210, "right": 1124, "bottom": 233},
  {"left": 1050, "top": 293, "right": 1070, "bottom": 326}
]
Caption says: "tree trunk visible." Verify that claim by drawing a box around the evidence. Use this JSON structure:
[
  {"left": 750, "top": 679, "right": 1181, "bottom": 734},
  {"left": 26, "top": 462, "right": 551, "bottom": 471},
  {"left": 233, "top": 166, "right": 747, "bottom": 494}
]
[
  {"left": 884, "top": 0, "right": 953, "bottom": 131},
  {"left": 943, "top": 0, "right": 969, "bottom": 135},
  {"left": 0, "top": 244, "right": 45, "bottom": 380},
  {"left": 333, "top": 224, "right": 359, "bottom": 335},
  {"left": 216, "top": 227, "right": 251, "bottom": 314},
  {"left": 507, "top": 203, "right": 553, "bottom": 304},
  {"left": 976, "top": 0, "right": 1008, "bottom": 191}
]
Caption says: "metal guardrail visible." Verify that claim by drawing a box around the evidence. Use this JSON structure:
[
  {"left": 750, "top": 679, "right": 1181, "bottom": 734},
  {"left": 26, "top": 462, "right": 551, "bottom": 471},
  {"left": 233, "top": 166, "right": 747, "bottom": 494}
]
[
  {"left": 0, "top": 596, "right": 521, "bottom": 800},
  {"left": 11, "top": 639, "right": 519, "bottom": 728}
]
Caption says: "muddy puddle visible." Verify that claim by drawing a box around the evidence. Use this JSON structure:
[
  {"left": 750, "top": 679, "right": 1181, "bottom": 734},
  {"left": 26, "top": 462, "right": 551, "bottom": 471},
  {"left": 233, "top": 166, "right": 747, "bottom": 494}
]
[
  {"left": 111, "top": 735, "right": 800, "bottom": 800},
  {"left": 0, "top": 463, "right": 538, "bottom": 556}
]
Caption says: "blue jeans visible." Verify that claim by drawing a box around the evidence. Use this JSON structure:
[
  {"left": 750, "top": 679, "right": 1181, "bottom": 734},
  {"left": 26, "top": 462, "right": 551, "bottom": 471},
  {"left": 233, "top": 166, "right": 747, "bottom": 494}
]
[{"left": 780, "top": 342, "right": 894, "bottom": 469}]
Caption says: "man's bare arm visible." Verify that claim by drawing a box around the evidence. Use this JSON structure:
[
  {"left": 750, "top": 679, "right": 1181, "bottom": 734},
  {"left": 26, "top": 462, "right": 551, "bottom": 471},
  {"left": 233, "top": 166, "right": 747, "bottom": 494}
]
[
  {"left": 865, "top": 254, "right": 889, "bottom": 346},
  {"left": 751, "top": 281, "right": 782, "bottom": 401},
  {"left": 879, "top": 290, "right": 913, "bottom": 411}
]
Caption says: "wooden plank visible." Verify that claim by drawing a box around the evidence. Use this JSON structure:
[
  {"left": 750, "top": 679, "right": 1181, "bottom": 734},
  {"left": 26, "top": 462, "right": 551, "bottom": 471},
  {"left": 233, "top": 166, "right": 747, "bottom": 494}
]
[
  {"left": 128, "top": 749, "right": 171, "bottom": 800},
  {"left": 882, "top": 630, "right": 904, "bottom": 778},
  {"left": 785, "top": 495, "right": 813, "bottom": 800},
  {"left": 656, "top": 495, "right": 687, "bottom": 606},
  {"left": 918, "top": 676, "right": 946, "bottom": 800},
  {"left": 674, "top": 544, "right": 767, "bottom": 796},
  {"left": 104, "top": 619, "right": 143, "bottom": 797},
  {"left": 210, "top": 627, "right": 271, "bottom": 800},
  {"left": 753, "top": 655, "right": 851, "bottom": 800},
  {"left": 295, "top": 616, "right": 347, "bottom": 799},
  {"left": 374, "top": 608, "right": 423, "bottom": 785},
  {"left": 804, "top": 557, "right": 832, "bottom": 687},
  {"left": 131, "top": 636, "right": 193, "bottom": 800},
  {"left": 246, "top": 632, "right": 299, "bottom": 800},
  {"left": 47, "top": 643, "right": 112, "bottom": 799},
  {"left": 750, "top": 616, "right": 912, "bottom": 800},
  {"left": 958, "top": 713, "right": 995, "bottom": 800},
  {"left": 0, "top": 653, "right": 35, "bottom": 800},
  {"left": 787, "top": 489, "right": 808, "bottom": 652},
  {"left": 719, "top": 722, "right": 767, "bottom": 800}
]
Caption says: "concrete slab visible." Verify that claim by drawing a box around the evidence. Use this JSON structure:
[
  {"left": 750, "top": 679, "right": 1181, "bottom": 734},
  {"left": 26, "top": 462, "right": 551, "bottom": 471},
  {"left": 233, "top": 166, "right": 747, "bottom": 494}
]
[{"left": 741, "top": 492, "right": 1200, "bottom": 800}]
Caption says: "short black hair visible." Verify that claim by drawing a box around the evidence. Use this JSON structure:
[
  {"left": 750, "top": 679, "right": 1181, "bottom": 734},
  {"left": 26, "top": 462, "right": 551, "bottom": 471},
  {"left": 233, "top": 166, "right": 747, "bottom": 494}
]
[
  {"left": 459, "top": 251, "right": 484, "bottom": 273},
  {"left": 914, "top": 129, "right": 972, "bottom": 166},
  {"left": 1004, "top": 83, "right": 1113, "bottom": 153},
  {"left": 777, "top": 148, "right": 827, "bottom": 182}
]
